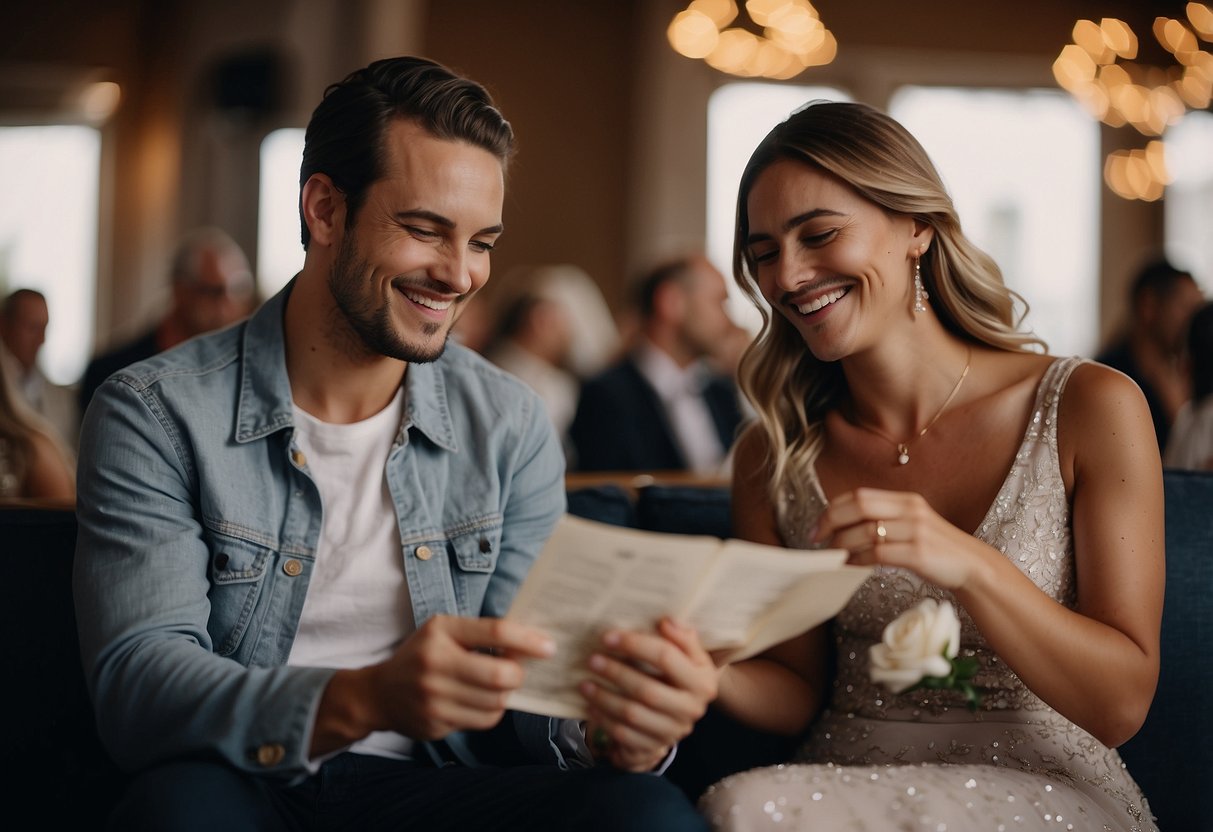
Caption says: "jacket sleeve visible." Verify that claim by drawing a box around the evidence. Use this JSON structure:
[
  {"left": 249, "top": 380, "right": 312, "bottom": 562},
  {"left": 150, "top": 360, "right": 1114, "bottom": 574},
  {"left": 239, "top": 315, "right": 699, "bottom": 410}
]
[{"left": 73, "top": 377, "right": 332, "bottom": 782}]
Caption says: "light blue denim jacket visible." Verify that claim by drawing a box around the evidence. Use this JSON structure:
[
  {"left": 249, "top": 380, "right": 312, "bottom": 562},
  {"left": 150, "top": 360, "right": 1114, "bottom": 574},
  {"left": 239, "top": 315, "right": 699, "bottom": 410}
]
[{"left": 73, "top": 283, "right": 568, "bottom": 780}]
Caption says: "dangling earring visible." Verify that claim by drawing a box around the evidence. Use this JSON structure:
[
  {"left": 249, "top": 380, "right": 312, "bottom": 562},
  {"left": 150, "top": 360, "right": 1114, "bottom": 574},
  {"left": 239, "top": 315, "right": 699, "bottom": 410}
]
[{"left": 913, "top": 252, "right": 929, "bottom": 314}]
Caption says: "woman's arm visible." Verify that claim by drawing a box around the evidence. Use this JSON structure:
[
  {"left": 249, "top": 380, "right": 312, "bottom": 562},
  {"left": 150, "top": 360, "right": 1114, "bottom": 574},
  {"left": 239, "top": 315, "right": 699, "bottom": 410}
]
[
  {"left": 817, "top": 363, "right": 1163, "bottom": 747},
  {"left": 711, "top": 425, "right": 831, "bottom": 735}
]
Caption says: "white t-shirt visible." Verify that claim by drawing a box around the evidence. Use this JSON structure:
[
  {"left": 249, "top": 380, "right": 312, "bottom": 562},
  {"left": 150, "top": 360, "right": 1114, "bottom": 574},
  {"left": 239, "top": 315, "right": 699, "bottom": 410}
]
[{"left": 287, "top": 387, "right": 416, "bottom": 759}]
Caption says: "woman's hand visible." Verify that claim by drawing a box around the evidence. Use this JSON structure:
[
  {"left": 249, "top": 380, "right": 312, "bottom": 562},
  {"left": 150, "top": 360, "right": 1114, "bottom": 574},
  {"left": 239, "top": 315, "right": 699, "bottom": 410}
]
[
  {"left": 811, "top": 487, "right": 990, "bottom": 590},
  {"left": 580, "top": 617, "right": 719, "bottom": 772}
]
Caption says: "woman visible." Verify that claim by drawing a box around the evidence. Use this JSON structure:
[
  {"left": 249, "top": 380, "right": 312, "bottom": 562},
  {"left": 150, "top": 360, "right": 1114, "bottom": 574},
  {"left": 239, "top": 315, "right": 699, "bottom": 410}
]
[
  {"left": 0, "top": 355, "right": 75, "bottom": 501},
  {"left": 1164, "top": 300, "right": 1213, "bottom": 470},
  {"left": 697, "top": 102, "right": 1161, "bottom": 830}
]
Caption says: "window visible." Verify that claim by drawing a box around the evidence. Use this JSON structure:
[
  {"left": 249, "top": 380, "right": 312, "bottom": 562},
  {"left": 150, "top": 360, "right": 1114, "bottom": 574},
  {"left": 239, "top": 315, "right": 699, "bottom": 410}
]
[
  {"left": 1165, "top": 110, "right": 1213, "bottom": 288},
  {"left": 0, "top": 125, "right": 100, "bottom": 385},
  {"left": 706, "top": 82, "right": 851, "bottom": 329},
  {"left": 890, "top": 87, "right": 1100, "bottom": 357},
  {"left": 257, "top": 128, "right": 306, "bottom": 299}
]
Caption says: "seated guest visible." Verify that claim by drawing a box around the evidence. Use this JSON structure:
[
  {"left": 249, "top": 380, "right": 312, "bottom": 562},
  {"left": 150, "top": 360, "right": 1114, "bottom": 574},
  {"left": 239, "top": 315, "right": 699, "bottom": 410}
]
[
  {"left": 1095, "top": 257, "right": 1205, "bottom": 450},
  {"left": 485, "top": 289, "right": 580, "bottom": 455},
  {"left": 73, "top": 56, "right": 713, "bottom": 831},
  {"left": 569, "top": 255, "right": 743, "bottom": 474},
  {"left": 0, "top": 350, "right": 74, "bottom": 501},
  {"left": 1165, "top": 300, "right": 1213, "bottom": 470},
  {"left": 78, "top": 226, "right": 255, "bottom": 414},
  {"left": 0, "top": 288, "right": 79, "bottom": 449},
  {"left": 695, "top": 100, "right": 1160, "bottom": 830}
]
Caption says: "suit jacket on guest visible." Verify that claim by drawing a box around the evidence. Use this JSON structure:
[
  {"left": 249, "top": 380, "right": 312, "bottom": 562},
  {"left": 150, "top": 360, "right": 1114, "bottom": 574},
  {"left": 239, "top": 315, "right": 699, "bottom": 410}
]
[{"left": 568, "top": 356, "right": 743, "bottom": 473}]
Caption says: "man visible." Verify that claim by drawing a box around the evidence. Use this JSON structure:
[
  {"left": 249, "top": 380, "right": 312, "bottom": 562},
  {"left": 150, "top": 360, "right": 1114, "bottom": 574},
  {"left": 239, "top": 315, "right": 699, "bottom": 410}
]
[
  {"left": 0, "top": 288, "right": 79, "bottom": 448},
  {"left": 569, "top": 255, "right": 743, "bottom": 474},
  {"left": 74, "top": 57, "right": 714, "bottom": 831},
  {"left": 77, "top": 226, "right": 255, "bottom": 414},
  {"left": 1096, "top": 257, "right": 1205, "bottom": 450}
]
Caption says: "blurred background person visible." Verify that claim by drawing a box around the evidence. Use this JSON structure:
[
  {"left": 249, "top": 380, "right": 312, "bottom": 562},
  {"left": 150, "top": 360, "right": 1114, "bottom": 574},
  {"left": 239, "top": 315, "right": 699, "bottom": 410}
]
[
  {"left": 1164, "top": 300, "right": 1213, "bottom": 471},
  {"left": 523, "top": 263, "right": 622, "bottom": 381},
  {"left": 0, "top": 288, "right": 79, "bottom": 450},
  {"left": 1095, "top": 257, "right": 1206, "bottom": 450},
  {"left": 78, "top": 226, "right": 255, "bottom": 414},
  {"left": 569, "top": 253, "right": 743, "bottom": 475},
  {"left": 485, "top": 289, "right": 580, "bottom": 457},
  {"left": 0, "top": 351, "right": 74, "bottom": 502}
]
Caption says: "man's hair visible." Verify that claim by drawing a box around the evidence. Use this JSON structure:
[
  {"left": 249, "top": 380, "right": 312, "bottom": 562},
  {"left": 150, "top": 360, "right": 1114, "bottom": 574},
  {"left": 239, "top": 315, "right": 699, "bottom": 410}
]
[
  {"left": 1130, "top": 257, "right": 1195, "bottom": 304},
  {"left": 1, "top": 288, "right": 47, "bottom": 322},
  {"left": 169, "top": 227, "right": 249, "bottom": 286},
  {"left": 298, "top": 56, "right": 515, "bottom": 250},
  {"left": 635, "top": 257, "right": 697, "bottom": 321}
]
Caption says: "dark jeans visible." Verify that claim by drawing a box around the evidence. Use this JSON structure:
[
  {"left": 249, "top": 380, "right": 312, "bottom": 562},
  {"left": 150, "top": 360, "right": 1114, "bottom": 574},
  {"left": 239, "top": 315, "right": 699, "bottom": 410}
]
[{"left": 107, "top": 752, "right": 709, "bottom": 831}]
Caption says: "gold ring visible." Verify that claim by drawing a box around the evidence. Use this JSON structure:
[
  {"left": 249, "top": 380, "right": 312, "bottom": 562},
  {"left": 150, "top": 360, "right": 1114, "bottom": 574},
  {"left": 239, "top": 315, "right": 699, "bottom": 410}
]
[{"left": 875, "top": 520, "right": 888, "bottom": 542}]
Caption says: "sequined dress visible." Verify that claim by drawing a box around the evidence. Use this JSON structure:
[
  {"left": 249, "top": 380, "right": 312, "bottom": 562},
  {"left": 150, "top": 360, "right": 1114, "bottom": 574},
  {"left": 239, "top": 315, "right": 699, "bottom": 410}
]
[{"left": 699, "top": 357, "right": 1157, "bottom": 831}]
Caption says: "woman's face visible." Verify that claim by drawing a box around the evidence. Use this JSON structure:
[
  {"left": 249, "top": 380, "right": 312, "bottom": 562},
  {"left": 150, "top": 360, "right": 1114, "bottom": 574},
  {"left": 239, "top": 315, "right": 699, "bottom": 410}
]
[{"left": 743, "top": 158, "right": 928, "bottom": 363}]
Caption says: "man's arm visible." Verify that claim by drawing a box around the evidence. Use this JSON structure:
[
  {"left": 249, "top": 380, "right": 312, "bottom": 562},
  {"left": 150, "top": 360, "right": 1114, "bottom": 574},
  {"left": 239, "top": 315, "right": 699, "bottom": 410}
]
[{"left": 73, "top": 377, "right": 334, "bottom": 781}]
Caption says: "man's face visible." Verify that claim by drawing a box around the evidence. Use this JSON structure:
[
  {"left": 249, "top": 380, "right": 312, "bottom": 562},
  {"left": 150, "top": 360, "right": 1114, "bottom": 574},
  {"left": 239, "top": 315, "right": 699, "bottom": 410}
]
[
  {"left": 328, "top": 120, "right": 504, "bottom": 363},
  {"left": 678, "top": 260, "right": 735, "bottom": 360},
  {"left": 0, "top": 294, "right": 49, "bottom": 371},
  {"left": 176, "top": 248, "right": 255, "bottom": 337}
]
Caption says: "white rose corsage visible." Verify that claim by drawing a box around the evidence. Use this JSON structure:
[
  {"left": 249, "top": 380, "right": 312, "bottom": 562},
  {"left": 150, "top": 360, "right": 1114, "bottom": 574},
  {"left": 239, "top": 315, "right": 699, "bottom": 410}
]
[{"left": 868, "top": 598, "right": 981, "bottom": 710}]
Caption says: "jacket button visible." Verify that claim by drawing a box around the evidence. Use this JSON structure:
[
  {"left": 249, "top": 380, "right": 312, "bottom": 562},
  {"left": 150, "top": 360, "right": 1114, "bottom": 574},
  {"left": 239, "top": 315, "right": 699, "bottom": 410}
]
[
  {"left": 479, "top": 538, "right": 492, "bottom": 553},
  {"left": 215, "top": 553, "right": 230, "bottom": 570},
  {"left": 291, "top": 449, "right": 307, "bottom": 467},
  {"left": 282, "top": 559, "right": 303, "bottom": 577},
  {"left": 254, "top": 743, "right": 286, "bottom": 767},
  {"left": 415, "top": 545, "right": 433, "bottom": 561}
]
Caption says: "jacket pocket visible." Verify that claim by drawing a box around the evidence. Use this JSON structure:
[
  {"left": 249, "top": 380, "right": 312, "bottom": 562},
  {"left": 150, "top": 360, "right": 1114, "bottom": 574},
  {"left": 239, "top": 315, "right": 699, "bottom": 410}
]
[
  {"left": 446, "top": 517, "right": 503, "bottom": 614},
  {"left": 204, "top": 528, "right": 273, "bottom": 657}
]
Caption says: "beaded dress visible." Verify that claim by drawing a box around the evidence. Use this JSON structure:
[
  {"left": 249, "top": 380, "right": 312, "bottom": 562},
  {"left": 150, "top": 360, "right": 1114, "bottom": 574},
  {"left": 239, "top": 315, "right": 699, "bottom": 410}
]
[{"left": 699, "top": 357, "right": 1157, "bottom": 831}]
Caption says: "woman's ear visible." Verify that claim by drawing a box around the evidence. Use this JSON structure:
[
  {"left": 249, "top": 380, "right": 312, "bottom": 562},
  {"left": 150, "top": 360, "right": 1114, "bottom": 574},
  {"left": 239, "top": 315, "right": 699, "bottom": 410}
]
[
  {"left": 909, "top": 220, "right": 935, "bottom": 257},
  {"left": 301, "top": 174, "right": 346, "bottom": 248}
]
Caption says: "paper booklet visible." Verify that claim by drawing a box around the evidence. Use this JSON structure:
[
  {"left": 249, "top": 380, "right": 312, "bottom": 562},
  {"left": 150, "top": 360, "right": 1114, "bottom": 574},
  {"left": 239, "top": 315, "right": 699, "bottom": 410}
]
[{"left": 504, "top": 513, "right": 872, "bottom": 720}]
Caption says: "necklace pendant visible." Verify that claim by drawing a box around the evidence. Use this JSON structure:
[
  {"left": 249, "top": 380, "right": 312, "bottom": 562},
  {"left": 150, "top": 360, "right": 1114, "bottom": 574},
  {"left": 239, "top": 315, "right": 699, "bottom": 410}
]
[{"left": 897, "top": 444, "right": 910, "bottom": 465}]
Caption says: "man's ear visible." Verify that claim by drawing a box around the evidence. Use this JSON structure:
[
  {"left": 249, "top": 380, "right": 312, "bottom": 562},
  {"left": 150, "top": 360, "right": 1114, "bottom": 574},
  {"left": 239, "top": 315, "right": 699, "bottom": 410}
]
[
  {"left": 301, "top": 174, "right": 346, "bottom": 248},
  {"left": 654, "top": 281, "right": 687, "bottom": 322}
]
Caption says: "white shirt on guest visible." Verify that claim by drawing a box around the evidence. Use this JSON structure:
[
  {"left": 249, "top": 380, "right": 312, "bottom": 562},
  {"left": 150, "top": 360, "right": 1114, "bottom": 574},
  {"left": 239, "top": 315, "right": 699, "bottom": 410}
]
[
  {"left": 633, "top": 339, "right": 725, "bottom": 475},
  {"left": 1164, "top": 396, "right": 1213, "bottom": 471}
]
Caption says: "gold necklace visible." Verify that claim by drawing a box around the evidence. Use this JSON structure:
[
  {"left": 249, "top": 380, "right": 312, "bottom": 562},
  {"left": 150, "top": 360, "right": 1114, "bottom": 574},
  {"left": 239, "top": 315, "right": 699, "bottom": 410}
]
[{"left": 854, "top": 347, "right": 972, "bottom": 465}]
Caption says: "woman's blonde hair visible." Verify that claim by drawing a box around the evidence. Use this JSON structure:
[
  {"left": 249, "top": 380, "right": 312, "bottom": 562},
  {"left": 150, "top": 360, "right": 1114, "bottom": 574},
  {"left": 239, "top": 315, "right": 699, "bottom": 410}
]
[{"left": 732, "top": 100, "right": 1045, "bottom": 505}]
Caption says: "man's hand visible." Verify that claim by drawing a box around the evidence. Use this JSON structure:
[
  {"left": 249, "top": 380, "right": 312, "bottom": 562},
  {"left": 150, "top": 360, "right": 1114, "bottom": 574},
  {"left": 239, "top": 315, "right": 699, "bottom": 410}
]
[
  {"left": 312, "top": 615, "right": 554, "bottom": 756},
  {"left": 580, "top": 617, "right": 718, "bottom": 772}
]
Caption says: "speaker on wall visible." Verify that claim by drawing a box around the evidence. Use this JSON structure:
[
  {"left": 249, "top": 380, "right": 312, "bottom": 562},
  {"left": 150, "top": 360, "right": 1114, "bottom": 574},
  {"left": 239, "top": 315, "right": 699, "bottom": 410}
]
[{"left": 211, "top": 47, "right": 284, "bottom": 118}]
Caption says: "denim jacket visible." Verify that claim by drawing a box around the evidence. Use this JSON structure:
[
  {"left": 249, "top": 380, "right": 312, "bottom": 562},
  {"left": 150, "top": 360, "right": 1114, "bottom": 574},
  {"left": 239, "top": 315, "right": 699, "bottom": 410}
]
[{"left": 73, "top": 283, "right": 568, "bottom": 780}]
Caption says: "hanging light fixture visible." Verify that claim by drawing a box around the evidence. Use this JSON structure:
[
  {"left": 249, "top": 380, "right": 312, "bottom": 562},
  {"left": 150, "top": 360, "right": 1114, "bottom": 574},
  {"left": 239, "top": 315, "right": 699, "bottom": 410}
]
[
  {"left": 667, "top": 0, "right": 837, "bottom": 81},
  {"left": 1053, "top": 3, "right": 1213, "bottom": 201}
]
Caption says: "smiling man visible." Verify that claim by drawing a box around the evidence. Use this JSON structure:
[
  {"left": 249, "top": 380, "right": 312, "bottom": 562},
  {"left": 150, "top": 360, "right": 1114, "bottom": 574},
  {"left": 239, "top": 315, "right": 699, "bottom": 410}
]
[{"left": 73, "top": 57, "right": 712, "bottom": 831}]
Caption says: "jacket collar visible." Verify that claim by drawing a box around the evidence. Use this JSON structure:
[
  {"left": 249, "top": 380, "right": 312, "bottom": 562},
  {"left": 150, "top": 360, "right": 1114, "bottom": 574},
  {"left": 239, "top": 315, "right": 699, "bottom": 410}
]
[{"left": 234, "top": 279, "right": 458, "bottom": 452}]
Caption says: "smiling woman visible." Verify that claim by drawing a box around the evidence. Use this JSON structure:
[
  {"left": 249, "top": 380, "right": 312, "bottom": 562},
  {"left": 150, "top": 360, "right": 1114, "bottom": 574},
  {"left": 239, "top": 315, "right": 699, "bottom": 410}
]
[{"left": 697, "top": 100, "right": 1163, "bottom": 831}]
